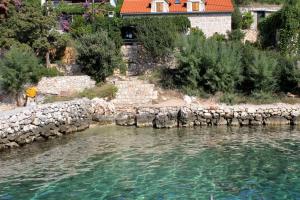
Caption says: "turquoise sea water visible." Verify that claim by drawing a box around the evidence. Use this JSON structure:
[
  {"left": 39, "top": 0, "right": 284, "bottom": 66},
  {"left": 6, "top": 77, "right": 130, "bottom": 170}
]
[{"left": 0, "top": 126, "right": 300, "bottom": 200}]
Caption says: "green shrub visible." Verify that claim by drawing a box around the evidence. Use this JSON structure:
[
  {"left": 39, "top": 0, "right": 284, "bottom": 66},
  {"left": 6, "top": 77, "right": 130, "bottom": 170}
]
[
  {"left": 259, "top": 1, "right": 300, "bottom": 56},
  {"left": 94, "top": 16, "right": 124, "bottom": 49},
  {"left": 76, "top": 31, "right": 124, "bottom": 82},
  {"left": 123, "top": 16, "right": 190, "bottom": 58},
  {"left": 38, "top": 67, "right": 62, "bottom": 77},
  {"left": 175, "top": 33, "right": 243, "bottom": 93},
  {"left": 211, "top": 33, "right": 227, "bottom": 41},
  {"left": 78, "top": 83, "right": 118, "bottom": 100},
  {"left": 241, "top": 12, "right": 254, "bottom": 29},
  {"left": 275, "top": 55, "right": 300, "bottom": 92},
  {"left": 0, "top": 46, "right": 42, "bottom": 104},
  {"left": 70, "top": 16, "right": 93, "bottom": 38},
  {"left": 239, "top": 45, "right": 278, "bottom": 93},
  {"left": 228, "top": 29, "right": 245, "bottom": 41},
  {"left": 190, "top": 28, "right": 206, "bottom": 39},
  {"left": 55, "top": 3, "right": 85, "bottom": 15},
  {"left": 232, "top": 6, "right": 242, "bottom": 30}
]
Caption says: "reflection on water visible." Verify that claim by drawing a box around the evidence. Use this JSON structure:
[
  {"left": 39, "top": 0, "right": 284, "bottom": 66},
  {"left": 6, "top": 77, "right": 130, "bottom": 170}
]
[{"left": 0, "top": 126, "right": 300, "bottom": 200}]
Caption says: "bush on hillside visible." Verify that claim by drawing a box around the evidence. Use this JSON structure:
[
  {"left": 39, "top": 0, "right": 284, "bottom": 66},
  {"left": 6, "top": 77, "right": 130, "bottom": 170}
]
[
  {"left": 275, "top": 55, "right": 300, "bottom": 93},
  {"left": 239, "top": 45, "right": 278, "bottom": 93},
  {"left": 174, "top": 33, "right": 243, "bottom": 94},
  {"left": 232, "top": 6, "right": 243, "bottom": 30},
  {"left": 76, "top": 31, "right": 124, "bottom": 82},
  {"left": 163, "top": 33, "right": 299, "bottom": 97},
  {"left": 123, "top": 16, "right": 191, "bottom": 58},
  {"left": 259, "top": 0, "right": 300, "bottom": 56},
  {"left": 241, "top": 12, "right": 254, "bottom": 29},
  {"left": 0, "top": 47, "right": 43, "bottom": 105},
  {"left": 228, "top": 29, "right": 245, "bottom": 41}
]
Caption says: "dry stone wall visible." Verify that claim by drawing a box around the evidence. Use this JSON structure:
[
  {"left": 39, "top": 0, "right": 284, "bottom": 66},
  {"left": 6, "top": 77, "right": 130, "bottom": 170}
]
[
  {"left": 37, "top": 76, "right": 95, "bottom": 95},
  {"left": 0, "top": 98, "right": 115, "bottom": 151},
  {"left": 1, "top": 100, "right": 300, "bottom": 151},
  {"left": 120, "top": 104, "right": 300, "bottom": 128}
]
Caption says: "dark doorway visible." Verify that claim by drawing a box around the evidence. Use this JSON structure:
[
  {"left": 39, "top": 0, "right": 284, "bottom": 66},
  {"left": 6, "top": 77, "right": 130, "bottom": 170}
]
[{"left": 121, "top": 26, "right": 137, "bottom": 44}]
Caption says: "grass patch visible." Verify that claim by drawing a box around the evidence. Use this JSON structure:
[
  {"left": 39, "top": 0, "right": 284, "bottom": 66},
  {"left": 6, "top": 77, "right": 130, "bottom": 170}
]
[
  {"left": 44, "top": 83, "right": 118, "bottom": 103},
  {"left": 78, "top": 83, "right": 118, "bottom": 100}
]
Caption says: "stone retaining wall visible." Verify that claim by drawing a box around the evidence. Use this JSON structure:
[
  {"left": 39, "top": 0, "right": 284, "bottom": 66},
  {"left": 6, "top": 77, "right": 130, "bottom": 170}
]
[
  {"left": 37, "top": 76, "right": 96, "bottom": 95},
  {"left": 117, "top": 104, "right": 300, "bottom": 128},
  {"left": 0, "top": 98, "right": 114, "bottom": 151},
  {"left": 1, "top": 100, "right": 300, "bottom": 151}
]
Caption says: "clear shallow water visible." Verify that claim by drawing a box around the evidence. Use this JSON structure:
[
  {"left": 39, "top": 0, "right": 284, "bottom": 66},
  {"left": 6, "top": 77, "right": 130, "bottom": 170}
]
[{"left": 0, "top": 126, "right": 300, "bottom": 200}]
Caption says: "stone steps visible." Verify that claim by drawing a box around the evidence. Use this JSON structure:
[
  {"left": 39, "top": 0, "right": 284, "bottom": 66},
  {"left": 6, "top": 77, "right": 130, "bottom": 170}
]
[{"left": 112, "top": 79, "right": 158, "bottom": 107}]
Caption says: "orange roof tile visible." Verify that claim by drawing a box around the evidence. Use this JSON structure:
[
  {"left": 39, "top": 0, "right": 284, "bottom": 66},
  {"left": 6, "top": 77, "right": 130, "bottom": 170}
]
[{"left": 120, "top": 0, "right": 234, "bottom": 14}]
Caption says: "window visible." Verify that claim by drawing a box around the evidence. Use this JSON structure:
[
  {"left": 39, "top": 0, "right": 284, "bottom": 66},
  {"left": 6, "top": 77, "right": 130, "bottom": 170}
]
[
  {"left": 192, "top": 2, "right": 199, "bottom": 11},
  {"left": 156, "top": 2, "right": 163, "bottom": 12}
]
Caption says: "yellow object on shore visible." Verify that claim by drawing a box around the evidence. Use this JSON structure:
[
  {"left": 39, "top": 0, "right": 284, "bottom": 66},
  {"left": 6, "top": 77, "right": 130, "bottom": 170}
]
[{"left": 26, "top": 87, "right": 38, "bottom": 98}]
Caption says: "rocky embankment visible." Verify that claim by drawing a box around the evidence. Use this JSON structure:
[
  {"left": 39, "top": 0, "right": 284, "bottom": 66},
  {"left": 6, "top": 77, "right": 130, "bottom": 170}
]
[
  {"left": 0, "top": 98, "right": 114, "bottom": 151},
  {"left": 129, "top": 104, "right": 300, "bottom": 128},
  {"left": 1, "top": 99, "right": 300, "bottom": 151}
]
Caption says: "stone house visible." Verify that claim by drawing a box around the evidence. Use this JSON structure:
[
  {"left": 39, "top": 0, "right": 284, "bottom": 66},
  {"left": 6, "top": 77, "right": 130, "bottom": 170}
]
[
  {"left": 120, "top": 0, "right": 234, "bottom": 37},
  {"left": 239, "top": 4, "right": 282, "bottom": 42},
  {"left": 239, "top": 4, "right": 282, "bottom": 30}
]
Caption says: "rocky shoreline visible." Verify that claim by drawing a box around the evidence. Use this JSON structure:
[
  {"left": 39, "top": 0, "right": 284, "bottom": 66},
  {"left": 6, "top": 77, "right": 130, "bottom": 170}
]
[{"left": 1, "top": 99, "right": 300, "bottom": 151}]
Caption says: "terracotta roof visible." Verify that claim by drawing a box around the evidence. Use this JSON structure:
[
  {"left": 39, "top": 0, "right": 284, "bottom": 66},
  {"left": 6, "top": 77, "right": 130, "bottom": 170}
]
[{"left": 120, "top": 0, "right": 234, "bottom": 14}]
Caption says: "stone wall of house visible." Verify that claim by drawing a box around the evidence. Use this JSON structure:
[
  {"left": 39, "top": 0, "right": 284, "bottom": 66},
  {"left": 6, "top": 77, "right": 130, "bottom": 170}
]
[
  {"left": 37, "top": 76, "right": 96, "bottom": 96},
  {"left": 188, "top": 13, "right": 232, "bottom": 37},
  {"left": 0, "top": 98, "right": 115, "bottom": 151}
]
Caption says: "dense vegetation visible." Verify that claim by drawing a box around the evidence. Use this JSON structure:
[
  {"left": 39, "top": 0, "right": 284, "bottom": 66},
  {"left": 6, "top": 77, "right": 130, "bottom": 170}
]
[
  {"left": 0, "top": 0, "right": 299, "bottom": 105},
  {"left": 123, "top": 17, "right": 190, "bottom": 58},
  {"left": 161, "top": 32, "right": 299, "bottom": 99},
  {"left": 259, "top": 0, "right": 300, "bottom": 56},
  {"left": 0, "top": 46, "right": 59, "bottom": 104},
  {"left": 70, "top": 15, "right": 190, "bottom": 58},
  {"left": 76, "top": 31, "right": 124, "bottom": 82},
  {"left": 0, "top": 0, "right": 69, "bottom": 66}
]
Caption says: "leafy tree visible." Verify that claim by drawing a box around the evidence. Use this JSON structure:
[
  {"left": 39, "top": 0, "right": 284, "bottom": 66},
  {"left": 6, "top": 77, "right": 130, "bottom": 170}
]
[
  {"left": 0, "top": 1, "right": 68, "bottom": 66},
  {"left": 76, "top": 31, "right": 123, "bottom": 82},
  {"left": 0, "top": 47, "right": 42, "bottom": 105}
]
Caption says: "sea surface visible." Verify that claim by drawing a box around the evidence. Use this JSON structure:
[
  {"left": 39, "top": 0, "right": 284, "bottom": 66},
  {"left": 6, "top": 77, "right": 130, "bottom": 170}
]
[{"left": 0, "top": 126, "right": 300, "bottom": 200}]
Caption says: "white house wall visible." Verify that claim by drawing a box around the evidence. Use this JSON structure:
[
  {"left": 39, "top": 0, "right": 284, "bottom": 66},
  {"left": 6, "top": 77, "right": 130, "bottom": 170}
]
[{"left": 188, "top": 13, "right": 232, "bottom": 37}]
